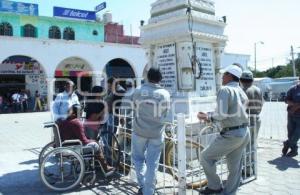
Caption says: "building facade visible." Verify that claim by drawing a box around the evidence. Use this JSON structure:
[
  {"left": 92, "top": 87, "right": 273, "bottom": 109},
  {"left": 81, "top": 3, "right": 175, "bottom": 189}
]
[
  {"left": 0, "top": 12, "right": 147, "bottom": 110},
  {"left": 0, "top": 12, "right": 104, "bottom": 41},
  {"left": 221, "top": 53, "right": 250, "bottom": 70}
]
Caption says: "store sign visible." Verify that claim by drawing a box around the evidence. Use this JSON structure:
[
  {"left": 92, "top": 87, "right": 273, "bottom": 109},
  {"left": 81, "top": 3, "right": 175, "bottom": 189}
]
[
  {"left": 154, "top": 43, "right": 177, "bottom": 92},
  {"left": 0, "top": 0, "right": 38, "bottom": 16},
  {"left": 53, "top": 6, "right": 96, "bottom": 21},
  {"left": 63, "top": 63, "right": 86, "bottom": 70},
  {"left": 55, "top": 61, "right": 91, "bottom": 77},
  {"left": 0, "top": 56, "right": 42, "bottom": 75},
  {"left": 0, "top": 62, "right": 41, "bottom": 75},
  {"left": 95, "top": 2, "right": 106, "bottom": 13},
  {"left": 196, "top": 43, "right": 216, "bottom": 96}
]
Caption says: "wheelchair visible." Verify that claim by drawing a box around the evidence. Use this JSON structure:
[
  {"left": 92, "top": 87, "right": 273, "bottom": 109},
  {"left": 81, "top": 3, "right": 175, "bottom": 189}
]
[{"left": 39, "top": 122, "right": 121, "bottom": 191}]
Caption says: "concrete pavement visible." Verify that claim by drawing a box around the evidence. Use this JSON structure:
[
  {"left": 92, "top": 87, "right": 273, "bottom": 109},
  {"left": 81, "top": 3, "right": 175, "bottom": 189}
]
[{"left": 0, "top": 102, "right": 299, "bottom": 195}]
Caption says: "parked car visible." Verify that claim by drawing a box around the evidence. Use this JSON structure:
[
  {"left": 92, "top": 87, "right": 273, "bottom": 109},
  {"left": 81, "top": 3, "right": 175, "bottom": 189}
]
[{"left": 278, "top": 92, "right": 287, "bottom": 102}]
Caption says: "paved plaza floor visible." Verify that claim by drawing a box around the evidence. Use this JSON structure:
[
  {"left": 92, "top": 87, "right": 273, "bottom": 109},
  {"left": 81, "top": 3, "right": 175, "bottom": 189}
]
[{"left": 0, "top": 102, "right": 299, "bottom": 195}]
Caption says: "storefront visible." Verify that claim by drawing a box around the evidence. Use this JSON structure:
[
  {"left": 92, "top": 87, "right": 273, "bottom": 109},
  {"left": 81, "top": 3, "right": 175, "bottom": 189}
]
[
  {"left": 0, "top": 55, "right": 47, "bottom": 96},
  {"left": 54, "top": 57, "right": 93, "bottom": 94}
]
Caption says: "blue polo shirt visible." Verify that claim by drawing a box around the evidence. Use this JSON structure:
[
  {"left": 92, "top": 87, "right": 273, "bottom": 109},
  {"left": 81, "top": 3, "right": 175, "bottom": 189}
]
[{"left": 286, "top": 83, "right": 300, "bottom": 116}]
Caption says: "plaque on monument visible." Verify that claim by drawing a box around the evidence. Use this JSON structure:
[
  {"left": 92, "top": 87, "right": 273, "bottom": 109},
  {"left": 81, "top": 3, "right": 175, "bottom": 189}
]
[
  {"left": 196, "top": 43, "right": 216, "bottom": 96},
  {"left": 154, "top": 43, "right": 177, "bottom": 92}
]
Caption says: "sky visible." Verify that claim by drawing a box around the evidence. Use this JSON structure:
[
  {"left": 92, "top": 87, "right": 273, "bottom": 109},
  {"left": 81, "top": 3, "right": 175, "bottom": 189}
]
[{"left": 7, "top": 0, "right": 300, "bottom": 71}]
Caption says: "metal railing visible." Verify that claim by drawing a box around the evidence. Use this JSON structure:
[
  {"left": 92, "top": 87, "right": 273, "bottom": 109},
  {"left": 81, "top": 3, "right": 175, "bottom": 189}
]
[{"left": 106, "top": 108, "right": 257, "bottom": 194}]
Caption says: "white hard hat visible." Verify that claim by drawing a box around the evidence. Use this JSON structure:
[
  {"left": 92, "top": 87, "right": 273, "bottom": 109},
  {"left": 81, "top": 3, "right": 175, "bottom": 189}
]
[{"left": 220, "top": 65, "right": 243, "bottom": 78}]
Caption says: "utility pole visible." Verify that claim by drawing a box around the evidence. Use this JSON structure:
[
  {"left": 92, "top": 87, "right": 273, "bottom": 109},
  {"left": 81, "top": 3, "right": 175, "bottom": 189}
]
[
  {"left": 254, "top": 43, "right": 257, "bottom": 73},
  {"left": 291, "top": 46, "right": 296, "bottom": 77},
  {"left": 254, "top": 41, "right": 264, "bottom": 73},
  {"left": 272, "top": 58, "right": 274, "bottom": 68}
]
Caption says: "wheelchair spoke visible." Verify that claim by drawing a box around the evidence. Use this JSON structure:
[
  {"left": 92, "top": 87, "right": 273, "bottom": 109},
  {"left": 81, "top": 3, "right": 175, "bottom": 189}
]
[{"left": 40, "top": 148, "right": 85, "bottom": 191}]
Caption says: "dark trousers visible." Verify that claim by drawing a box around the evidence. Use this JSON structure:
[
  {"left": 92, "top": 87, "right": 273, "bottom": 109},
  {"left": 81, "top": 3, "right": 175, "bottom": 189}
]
[
  {"left": 13, "top": 103, "right": 21, "bottom": 113},
  {"left": 286, "top": 115, "right": 300, "bottom": 150},
  {"left": 22, "top": 101, "right": 28, "bottom": 112}
]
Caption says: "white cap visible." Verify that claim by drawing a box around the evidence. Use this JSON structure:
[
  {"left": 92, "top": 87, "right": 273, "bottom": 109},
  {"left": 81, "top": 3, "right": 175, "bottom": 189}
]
[{"left": 220, "top": 65, "right": 243, "bottom": 78}]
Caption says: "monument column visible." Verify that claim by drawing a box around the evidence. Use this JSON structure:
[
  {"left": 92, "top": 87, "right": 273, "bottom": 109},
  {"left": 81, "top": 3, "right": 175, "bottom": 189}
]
[
  {"left": 213, "top": 43, "right": 225, "bottom": 91},
  {"left": 141, "top": 0, "right": 228, "bottom": 119}
]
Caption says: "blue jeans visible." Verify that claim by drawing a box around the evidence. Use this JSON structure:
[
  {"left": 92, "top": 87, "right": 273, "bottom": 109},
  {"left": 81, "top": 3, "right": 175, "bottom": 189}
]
[
  {"left": 131, "top": 133, "right": 164, "bottom": 195},
  {"left": 287, "top": 115, "right": 300, "bottom": 150}
]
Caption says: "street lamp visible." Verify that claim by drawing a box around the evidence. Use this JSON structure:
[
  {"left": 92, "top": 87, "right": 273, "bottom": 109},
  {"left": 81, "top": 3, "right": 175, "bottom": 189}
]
[
  {"left": 291, "top": 46, "right": 300, "bottom": 77},
  {"left": 254, "top": 41, "right": 264, "bottom": 73}
]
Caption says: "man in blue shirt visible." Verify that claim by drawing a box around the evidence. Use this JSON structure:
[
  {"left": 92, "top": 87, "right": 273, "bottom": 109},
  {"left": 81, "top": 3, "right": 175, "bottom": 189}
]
[
  {"left": 282, "top": 77, "right": 300, "bottom": 157},
  {"left": 52, "top": 81, "right": 80, "bottom": 122}
]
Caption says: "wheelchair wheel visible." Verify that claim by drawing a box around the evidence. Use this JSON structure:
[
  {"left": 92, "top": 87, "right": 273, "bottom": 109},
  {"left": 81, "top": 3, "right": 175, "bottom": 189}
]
[
  {"left": 39, "top": 141, "right": 55, "bottom": 165},
  {"left": 40, "top": 147, "right": 85, "bottom": 191},
  {"left": 99, "top": 130, "right": 121, "bottom": 173}
]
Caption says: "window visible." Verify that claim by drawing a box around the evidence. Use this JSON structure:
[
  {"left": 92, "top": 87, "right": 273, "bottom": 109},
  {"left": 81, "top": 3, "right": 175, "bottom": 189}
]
[
  {"left": 49, "top": 26, "right": 61, "bottom": 39},
  {"left": 93, "top": 30, "right": 98, "bottom": 36},
  {"left": 23, "top": 24, "right": 36, "bottom": 38},
  {"left": 0, "top": 22, "right": 13, "bottom": 36},
  {"left": 63, "top": 27, "right": 75, "bottom": 40}
]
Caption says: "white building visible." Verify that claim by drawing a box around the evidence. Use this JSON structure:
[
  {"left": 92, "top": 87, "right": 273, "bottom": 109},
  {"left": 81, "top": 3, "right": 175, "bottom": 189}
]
[
  {"left": 0, "top": 36, "right": 147, "bottom": 106},
  {"left": 221, "top": 53, "right": 250, "bottom": 70}
]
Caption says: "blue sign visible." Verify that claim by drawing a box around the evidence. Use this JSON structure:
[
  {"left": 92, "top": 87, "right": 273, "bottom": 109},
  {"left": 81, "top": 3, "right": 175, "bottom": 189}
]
[
  {"left": 0, "top": 0, "right": 38, "bottom": 16},
  {"left": 53, "top": 6, "right": 96, "bottom": 21},
  {"left": 95, "top": 2, "right": 106, "bottom": 13}
]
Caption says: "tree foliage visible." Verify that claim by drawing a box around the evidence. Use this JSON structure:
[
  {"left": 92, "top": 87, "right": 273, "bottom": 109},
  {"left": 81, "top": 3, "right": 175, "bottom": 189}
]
[{"left": 253, "top": 57, "right": 300, "bottom": 78}]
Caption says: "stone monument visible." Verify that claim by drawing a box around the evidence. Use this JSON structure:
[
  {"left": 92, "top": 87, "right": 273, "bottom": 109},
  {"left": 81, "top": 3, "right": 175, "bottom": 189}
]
[{"left": 140, "top": 0, "right": 227, "bottom": 120}]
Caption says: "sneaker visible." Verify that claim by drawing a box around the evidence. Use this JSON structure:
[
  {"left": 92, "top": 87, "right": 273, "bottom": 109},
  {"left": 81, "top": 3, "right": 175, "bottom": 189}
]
[
  {"left": 286, "top": 150, "right": 298, "bottom": 157},
  {"left": 282, "top": 141, "right": 289, "bottom": 156},
  {"left": 199, "top": 187, "right": 223, "bottom": 194}
]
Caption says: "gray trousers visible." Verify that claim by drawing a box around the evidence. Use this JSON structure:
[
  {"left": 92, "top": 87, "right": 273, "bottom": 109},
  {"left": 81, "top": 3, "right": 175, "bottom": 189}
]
[
  {"left": 200, "top": 127, "right": 250, "bottom": 195},
  {"left": 245, "top": 117, "right": 260, "bottom": 174}
]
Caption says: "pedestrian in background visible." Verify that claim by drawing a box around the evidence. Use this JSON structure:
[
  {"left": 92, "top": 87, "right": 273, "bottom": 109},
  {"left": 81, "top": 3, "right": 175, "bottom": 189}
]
[
  {"left": 0, "top": 95, "right": 4, "bottom": 113},
  {"left": 197, "top": 65, "right": 250, "bottom": 195},
  {"left": 240, "top": 70, "right": 263, "bottom": 175},
  {"left": 20, "top": 90, "right": 28, "bottom": 112},
  {"left": 120, "top": 79, "right": 135, "bottom": 130},
  {"left": 104, "top": 77, "right": 125, "bottom": 134},
  {"left": 131, "top": 68, "right": 170, "bottom": 195},
  {"left": 34, "top": 90, "right": 42, "bottom": 112},
  {"left": 282, "top": 77, "right": 300, "bottom": 157},
  {"left": 11, "top": 90, "right": 21, "bottom": 113}
]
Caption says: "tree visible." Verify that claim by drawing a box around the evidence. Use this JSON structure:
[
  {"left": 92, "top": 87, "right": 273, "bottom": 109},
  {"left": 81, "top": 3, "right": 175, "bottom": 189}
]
[{"left": 253, "top": 57, "right": 300, "bottom": 78}]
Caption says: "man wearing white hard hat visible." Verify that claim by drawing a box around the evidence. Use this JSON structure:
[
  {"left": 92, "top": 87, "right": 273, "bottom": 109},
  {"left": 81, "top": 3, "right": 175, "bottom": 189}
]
[{"left": 197, "top": 65, "right": 250, "bottom": 195}]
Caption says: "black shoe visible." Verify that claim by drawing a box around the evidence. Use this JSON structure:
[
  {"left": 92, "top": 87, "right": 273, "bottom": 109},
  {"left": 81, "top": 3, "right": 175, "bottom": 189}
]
[
  {"left": 282, "top": 141, "right": 289, "bottom": 156},
  {"left": 241, "top": 170, "right": 252, "bottom": 177},
  {"left": 137, "top": 188, "right": 143, "bottom": 195},
  {"left": 199, "top": 187, "right": 223, "bottom": 194},
  {"left": 286, "top": 150, "right": 298, "bottom": 157}
]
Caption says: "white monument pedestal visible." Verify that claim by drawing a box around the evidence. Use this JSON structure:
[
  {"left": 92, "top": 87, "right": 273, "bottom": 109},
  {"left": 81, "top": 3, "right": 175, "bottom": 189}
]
[{"left": 140, "top": 0, "right": 227, "bottom": 119}]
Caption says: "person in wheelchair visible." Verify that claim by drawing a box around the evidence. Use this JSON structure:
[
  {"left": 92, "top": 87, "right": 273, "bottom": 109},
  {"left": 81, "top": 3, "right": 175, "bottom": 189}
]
[
  {"left": 58, "top": 104, "right": 115, "bottom": 176},
  {"left": 84, "top": 86, "right": 107, "bottom": 140}
]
